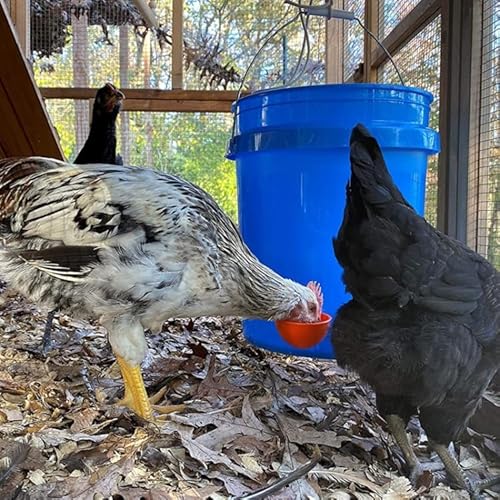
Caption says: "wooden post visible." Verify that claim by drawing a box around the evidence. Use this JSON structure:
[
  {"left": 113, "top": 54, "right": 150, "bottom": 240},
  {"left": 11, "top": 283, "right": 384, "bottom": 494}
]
[
  {"left": 9, "top": 0, "right": 30, "bottom": 58},
  {"left": 325, "top": 0, "right": 344, "bottom": 83},
  {"left": 119, "top": 25, "right": 130, "bottom": 164},
  {"left": 172, "top": 0, "right": 183, "bottom": 89},
  {"left": 437, "top": 0, "right": 478, "bottom": 242},
  {"left": 143, "top": 29, "right": 153, "bottom": 166},
  {"left": 363, "top": 0, "right": 379, "bottom": 82}
]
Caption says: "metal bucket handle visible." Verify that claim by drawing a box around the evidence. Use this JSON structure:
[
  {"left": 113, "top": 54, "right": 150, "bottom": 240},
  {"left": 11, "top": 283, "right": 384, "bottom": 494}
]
[{"left": 228, "top": 1, "right": 405, "bottom": 154}]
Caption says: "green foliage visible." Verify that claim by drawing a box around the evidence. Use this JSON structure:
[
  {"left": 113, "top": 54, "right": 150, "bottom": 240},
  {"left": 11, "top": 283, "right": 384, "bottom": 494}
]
[{"left": 125, "top": 112, "right": 237, "bottom": 221}]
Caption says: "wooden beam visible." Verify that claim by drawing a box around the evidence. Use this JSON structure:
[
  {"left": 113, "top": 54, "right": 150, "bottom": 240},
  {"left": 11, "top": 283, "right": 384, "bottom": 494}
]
[
  {"left": 8, "top": 0, "right": 30, "bottom": 58},
  {"left": 172, "top": 0, "right": 183, "bottom": 89},
  {"left": 371, "top": 0, "right": 440, "bottom": 69},
  {"left": 363, "top": 0, "right": 378, "bottom": 82},
  {"left": 39, "top": 88, "right": 241, "bottom": 113},
  {"left": 0, "top": 1, "right": 63, "bottom": 159},
  {"left": 40, "top": 88, "right": 240, "bottom": 101},
  {"left": 123, "top": 99, "right": 232, "bottom": 112},
  {"left": 325, "top": 0, "right": 344, "bottom": 83}
]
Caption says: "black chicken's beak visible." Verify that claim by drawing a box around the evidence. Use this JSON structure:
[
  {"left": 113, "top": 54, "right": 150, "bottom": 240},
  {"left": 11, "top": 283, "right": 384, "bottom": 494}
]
[{"left": 103, "top": 83, "right": 125, "bottom": 112}]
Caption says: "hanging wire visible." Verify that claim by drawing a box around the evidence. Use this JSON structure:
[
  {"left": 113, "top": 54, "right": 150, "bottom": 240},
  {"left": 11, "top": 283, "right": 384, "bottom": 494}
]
[
  {"left": 283, "top": 0, "right": 404, "bottom": 86},
  {"left": 286, "top": 0, "right": 312, "bottom": 86},
  {"left": 354, "top": 17, "right": 405, "bottom": 85},
  {"left": 236, "top": 11, "right": 301, "bottom": 101},
  {"left": 230, "top": 0, "right": 406, "bottom": 152}
]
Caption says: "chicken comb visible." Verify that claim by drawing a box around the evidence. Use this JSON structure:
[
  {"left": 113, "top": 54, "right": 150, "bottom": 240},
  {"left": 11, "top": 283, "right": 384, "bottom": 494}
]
[{"left": 307, "top": 281, "right": 323, "bottom": 316}]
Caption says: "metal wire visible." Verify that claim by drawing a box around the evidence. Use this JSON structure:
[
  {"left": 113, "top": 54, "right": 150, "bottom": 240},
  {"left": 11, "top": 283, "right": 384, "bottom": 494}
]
[
  {"left": 354, "top": 17, "right": 405, "bottom": 85},
  {"left": 286, "top": 0, "right": 312, "bottom": 86},
  {"left": 230, "top": 0, "right": 406, "bottom": 153},
  {"left": 235, "top": 11, "right": 301, "bottom": 102}
]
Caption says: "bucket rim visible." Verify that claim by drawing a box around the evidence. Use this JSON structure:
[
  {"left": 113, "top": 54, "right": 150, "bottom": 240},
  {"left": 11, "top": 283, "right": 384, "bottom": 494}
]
[{"left": 233, "top": 83, "right": 434, "bottom": 110}]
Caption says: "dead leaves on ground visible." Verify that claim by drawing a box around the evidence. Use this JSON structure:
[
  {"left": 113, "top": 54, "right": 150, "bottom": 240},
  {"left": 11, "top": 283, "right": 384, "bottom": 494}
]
[{"left": 0, "top": 290, "right": 498, "bottom": 499}]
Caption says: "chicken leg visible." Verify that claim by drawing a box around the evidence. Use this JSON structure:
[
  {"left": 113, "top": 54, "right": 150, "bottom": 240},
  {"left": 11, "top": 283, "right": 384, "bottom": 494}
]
[
  {"left": 115, "top": 354, "right": 185, "bottom": 421},
  {"left": 386, "top": 414, "right": 424, "bottom": 484},
  {"left": 40, "top": 309, "right": 57, "bottom": 354},
  {"left": 431, "top": 440, "right": 500, "bottom": 499}
]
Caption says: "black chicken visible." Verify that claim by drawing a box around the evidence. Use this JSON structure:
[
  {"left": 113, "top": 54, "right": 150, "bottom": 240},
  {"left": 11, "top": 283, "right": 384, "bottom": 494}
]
[
  {"left": 332, "top": 124, "right": 499, "bottom": 497},
  {"left": 74, "top": 82, "right": 124, "bottom": 165},
  {"left": 41, "top": 83, "right": 125, "bottom": 353}
]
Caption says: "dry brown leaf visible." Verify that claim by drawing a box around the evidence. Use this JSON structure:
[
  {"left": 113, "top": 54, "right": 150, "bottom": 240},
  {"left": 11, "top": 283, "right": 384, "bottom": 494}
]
[
  {"left": 41, "top": 456, "right": 135, "bottom": 499},
  {"left": 35, "top": 428, "right": 108, "bottom": 447},
  {"left": 174, "top": 425, "right": 257, "bottom": 480},
  {"left": 206, "top": 471, "right": 254, "bottom": 497},
  {"left": 196, "top": 356, "right": 247, "bottom": 398},
  {"left": 69, "top": 407, "right": 100, "bottom": 433},
  {"left": 279, "top": 415, "right": 346, "bottom": 448}
]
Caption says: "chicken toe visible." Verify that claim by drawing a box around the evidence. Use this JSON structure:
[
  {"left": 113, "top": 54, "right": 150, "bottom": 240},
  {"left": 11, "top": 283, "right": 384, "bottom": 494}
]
[
  {"left": 149, "top": 386, "right": 186, "bottom": 415},
  {"left": 432, "top": 441, "right": 500, "bottom": 499},
  {"left": 115, "top": 355, "right": 185, "bottom": 421}
]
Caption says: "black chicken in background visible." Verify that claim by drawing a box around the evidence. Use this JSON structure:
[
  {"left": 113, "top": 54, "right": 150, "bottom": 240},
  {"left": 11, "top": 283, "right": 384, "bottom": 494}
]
[
  {"left": 40, "top": 82, "right": 125, "bottom": 353},
  {"left": 332, "top": 124, "right": 499, "bottom": 497},
  {"left": 74, "top": 82, "right": 124, "bottom": 165}
]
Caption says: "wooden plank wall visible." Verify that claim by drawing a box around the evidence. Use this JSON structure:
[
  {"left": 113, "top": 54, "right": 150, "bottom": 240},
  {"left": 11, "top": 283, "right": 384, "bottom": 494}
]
[{"left": 0, "top": 0, "right": 64, "bottom": 159}]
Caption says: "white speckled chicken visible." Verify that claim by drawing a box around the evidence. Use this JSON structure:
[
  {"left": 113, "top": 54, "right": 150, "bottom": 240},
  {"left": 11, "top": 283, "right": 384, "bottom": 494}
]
[{"left": 0, "top": 157, "right": 320, "bottom": 420}]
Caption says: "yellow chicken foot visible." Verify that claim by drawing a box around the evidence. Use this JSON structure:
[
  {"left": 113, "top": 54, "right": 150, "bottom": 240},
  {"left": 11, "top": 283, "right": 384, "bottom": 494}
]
[
  {"left": 115, "top": 354, "right": 186, "bottom": 421},
  {"left": 386, "top": 414, "right": 423, "bottom": 485},
  {"left": 116, "top": 354, "right": 153, "bottom": 420}
]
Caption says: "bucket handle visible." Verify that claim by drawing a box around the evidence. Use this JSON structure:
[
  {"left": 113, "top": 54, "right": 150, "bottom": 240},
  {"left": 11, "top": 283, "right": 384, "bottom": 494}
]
[
  {"left": 228, "top": 1, "right": 405, "bottom": 156},
  {"left": 235, "top": 1, "right": 404, "bottom": 104}
]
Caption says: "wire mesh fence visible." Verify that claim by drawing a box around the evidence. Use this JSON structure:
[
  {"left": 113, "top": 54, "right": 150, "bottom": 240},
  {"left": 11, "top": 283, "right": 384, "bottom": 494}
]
[
  {"left": 467, "top": 0, "right": 499, "bottom": 267},
  {"left": 378, "top": 16, "right": 441, "bottom": 226},
  {"left": 47, "top": 100, "right": 237, "bottom": 220},
  {"left": 343, "top": 0, "right": 364, "bottom": 81},
  {"left": 378, "top": 0, "right": 423, "bottom": 39},
  {"left": 31, "top": 0, "right": 326, "bottom": 93},
  {"left": 31, "top": 1, "right": 173, "bottom": 89},
  {"left": 30, "top": 1, "right": 496, "bottom": 265}
]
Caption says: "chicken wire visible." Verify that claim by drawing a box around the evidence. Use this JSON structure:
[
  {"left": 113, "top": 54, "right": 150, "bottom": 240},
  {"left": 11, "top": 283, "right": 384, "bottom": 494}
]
[
  {"left": 31, "top": 1, "right": 173, "bottom": 89},
  {"left": 343, "top": 0, "right": 365, "bottom": 81},
  {"left": 378, "top": 0, "right": 422, "bottom": 39},
  {"left": 378, "top": 16, "right": 441, "bottom": 226},
  {"left": 467, "top": 0, "right": 499, "bottom": 267},
  {"left": 47, "top": 101, "right": 237, "bottom": 221},
  {"left": 183, "top": 1, "right": 326, "bottom": 91},
  {"left": 30, "top": 0, "right": 326, "bottom": 92}
]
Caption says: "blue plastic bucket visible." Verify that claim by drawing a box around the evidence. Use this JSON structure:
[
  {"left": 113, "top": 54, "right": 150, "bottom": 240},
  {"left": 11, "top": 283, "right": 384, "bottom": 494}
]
[{"left": 227, "top": 83, "right": 439, "bottom": 359}]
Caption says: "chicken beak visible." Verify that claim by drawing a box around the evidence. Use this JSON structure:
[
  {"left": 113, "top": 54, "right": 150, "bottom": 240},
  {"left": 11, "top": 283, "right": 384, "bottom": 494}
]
[{"left": 103, "top": 83, "right": 125, "bottom": 112}]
